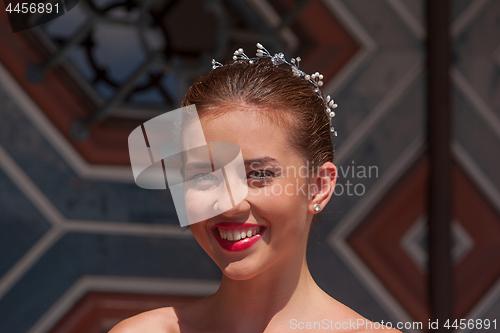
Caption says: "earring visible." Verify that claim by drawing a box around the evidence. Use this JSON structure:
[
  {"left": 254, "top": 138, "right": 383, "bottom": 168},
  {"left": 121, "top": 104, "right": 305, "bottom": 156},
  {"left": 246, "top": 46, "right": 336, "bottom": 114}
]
[{"left": 313, "top": 204, "right": 321, "bottom": 213}]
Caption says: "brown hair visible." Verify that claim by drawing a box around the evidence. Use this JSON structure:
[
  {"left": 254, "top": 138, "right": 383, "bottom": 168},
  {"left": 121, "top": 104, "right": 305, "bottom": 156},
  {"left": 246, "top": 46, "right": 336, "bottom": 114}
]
[{"left": 181, "top": 60, "right": 334, "bottom": 169}]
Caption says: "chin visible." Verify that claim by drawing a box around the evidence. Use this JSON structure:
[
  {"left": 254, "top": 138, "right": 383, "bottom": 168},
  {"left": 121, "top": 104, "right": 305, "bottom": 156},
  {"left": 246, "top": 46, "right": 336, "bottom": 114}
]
[
  {"left": 220, "top": 261, "right": 263, "bottom": 281},
  {"left": 209, "top": 251, "right": 267, "bottom": 281}
]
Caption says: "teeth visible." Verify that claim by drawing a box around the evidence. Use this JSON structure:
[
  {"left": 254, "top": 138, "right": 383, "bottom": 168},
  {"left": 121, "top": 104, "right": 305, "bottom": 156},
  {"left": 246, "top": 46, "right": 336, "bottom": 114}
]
[{"left": 217, "top": 226, "right": 261, "bottom": 242}]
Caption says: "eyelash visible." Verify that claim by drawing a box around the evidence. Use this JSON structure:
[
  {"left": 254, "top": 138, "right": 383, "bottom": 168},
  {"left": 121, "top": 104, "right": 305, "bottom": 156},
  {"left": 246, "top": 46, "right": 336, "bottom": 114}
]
[
  {"left": 247, "top": 169, "right": 275, "bottom": 188},
  {"left": 188, "top": 169, "right": 275, "bottom": 189},
  {"left": 190, "top": 173, "right": 219, "bottom": 187},
  {"left": 192, "top": 173, "right": 218, "bottom": 181},
  {"left": 247, "top": 170, "right": 275, "bottom": 179}
]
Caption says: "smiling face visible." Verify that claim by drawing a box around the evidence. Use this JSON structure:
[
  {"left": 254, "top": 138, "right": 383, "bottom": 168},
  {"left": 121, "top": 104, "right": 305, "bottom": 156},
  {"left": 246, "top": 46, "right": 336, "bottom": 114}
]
[{"left": 186, "top": 103, "right": 317, "bottom": 280}]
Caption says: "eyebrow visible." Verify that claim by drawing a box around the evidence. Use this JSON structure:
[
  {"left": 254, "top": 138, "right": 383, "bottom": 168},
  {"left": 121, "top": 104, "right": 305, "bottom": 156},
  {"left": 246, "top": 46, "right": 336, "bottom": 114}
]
[
  {"left": 183, "top": 162, "right": 213, "bottom": 170},
  {"left": 180, "top": 161, "right": 213, "bottom": 180},
  {"left": 182, "top": 157, "right": 279, "bottom": 173},
  {"left": 244, "top": 157, "right": 279, "bottom": 167}
]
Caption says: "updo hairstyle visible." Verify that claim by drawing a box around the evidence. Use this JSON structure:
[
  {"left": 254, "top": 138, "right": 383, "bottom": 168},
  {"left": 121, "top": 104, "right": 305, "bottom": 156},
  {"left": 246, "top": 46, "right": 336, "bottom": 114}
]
[{"left": 181, "top": 59, "right": 334, "bottom": 170}]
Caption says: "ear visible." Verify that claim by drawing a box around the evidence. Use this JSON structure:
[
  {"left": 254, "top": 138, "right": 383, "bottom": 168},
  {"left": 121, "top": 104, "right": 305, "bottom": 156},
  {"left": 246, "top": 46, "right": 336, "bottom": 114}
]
[{"left": 308, "top": 162, "right": 337, "bottom": 214}]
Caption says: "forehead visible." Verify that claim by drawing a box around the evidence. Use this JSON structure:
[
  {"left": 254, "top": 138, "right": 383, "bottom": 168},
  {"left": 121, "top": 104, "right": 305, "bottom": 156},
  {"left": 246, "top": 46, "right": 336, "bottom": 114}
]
[
  {"left": 203, "top": 109, "right": 286, "bottom": 146},
  {"left": 182, "top": 105, "right": 302, "bottom": 164}
]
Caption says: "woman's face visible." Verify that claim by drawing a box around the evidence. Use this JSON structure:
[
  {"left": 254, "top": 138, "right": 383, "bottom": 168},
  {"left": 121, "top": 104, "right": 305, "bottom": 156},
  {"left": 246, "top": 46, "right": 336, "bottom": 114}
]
[{"left": 185, "top": 103, "right": 319, "bottom": 280}]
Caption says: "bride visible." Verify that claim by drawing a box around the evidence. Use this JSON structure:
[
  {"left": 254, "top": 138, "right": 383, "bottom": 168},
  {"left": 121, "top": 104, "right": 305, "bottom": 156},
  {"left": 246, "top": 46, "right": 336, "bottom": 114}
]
[{"left": 112, "top": 44, "right": 399, "bottom": 333}]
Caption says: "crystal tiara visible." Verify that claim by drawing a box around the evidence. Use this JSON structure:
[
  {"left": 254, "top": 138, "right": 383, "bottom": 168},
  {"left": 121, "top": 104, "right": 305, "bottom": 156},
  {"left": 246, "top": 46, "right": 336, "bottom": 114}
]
[{"left": 211, "top": 43, "right": 338, "bottom": 136}]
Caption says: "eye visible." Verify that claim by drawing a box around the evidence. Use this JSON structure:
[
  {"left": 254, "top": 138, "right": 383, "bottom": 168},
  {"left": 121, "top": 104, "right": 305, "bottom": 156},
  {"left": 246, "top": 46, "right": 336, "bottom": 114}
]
[
  {"left": 248, "top": 170, "right": 274, "bottom": 179},
  {"left": 247, "top": 170, "right": 275, "bottom": 188},
  {"left": 190, "top": 173, "right": 220, "bottom": 190},
  {"left": 192, "top": 173, "right": 218, "bottom": 182}
]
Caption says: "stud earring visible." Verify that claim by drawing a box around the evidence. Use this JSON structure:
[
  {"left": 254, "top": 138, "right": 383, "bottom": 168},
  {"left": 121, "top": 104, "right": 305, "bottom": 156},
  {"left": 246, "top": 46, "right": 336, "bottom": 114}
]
[{"left": 313, "top": 204, "right": 321, "bottom": 213}]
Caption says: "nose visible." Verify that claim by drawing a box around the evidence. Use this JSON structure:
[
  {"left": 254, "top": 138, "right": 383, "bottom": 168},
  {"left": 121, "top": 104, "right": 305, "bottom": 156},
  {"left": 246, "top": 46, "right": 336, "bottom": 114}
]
[
  {"left": 215, "top": 193, "right": 251, "bottom": 217},
  {"left": 213, "top": 155, "right": 249, "bottom": 215},
  {"left": 207, "top": 141, "right": 249, "bottom": 215},
  {"left": 212, "top": 178, "right": 251, "bottom": 215},
  {"left": 212, "top": 182, "right": 234, "bottom": 214}
]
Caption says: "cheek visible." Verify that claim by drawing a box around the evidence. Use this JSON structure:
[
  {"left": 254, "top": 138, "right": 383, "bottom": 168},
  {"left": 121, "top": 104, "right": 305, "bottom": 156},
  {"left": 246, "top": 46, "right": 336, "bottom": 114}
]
[
  {"left": 189, "top": 223, "right": 212, "bottom": 250},
  {"left": 250, "top": 179, "right": 310, "bottom": 226}
]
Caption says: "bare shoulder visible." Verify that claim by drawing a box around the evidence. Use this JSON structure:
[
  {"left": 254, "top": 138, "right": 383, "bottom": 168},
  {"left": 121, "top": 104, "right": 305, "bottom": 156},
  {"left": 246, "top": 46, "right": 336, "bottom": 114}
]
[
  {"left": 323, "top": 297, "right": 401, "bottom": 332},
  {"left": 108, "top": 307, "right": 180, "bottom": 333}
]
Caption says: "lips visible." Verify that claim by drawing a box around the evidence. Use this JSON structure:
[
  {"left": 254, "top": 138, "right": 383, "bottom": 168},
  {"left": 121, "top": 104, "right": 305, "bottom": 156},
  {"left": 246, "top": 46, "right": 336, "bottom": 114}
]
[{"left": 211, "top": 222, "right": 266, "bottom": 252}]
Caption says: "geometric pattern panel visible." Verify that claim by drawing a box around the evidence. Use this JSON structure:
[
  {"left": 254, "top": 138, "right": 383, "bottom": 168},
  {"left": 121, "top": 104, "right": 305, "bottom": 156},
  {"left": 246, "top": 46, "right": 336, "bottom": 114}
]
[
  {"left": 2, "top": 1, "right": 500, "bottom": 332},
  {"left": 452, "top": 164, "right": 500, "bottom": 321},
  {"left": 330, "top": 1, "right": 500, "bottom": 328},
  {"left": 50, "top": 292, "right": 201, "bottom": 333},
  {"left": 0, "top": 14, "right": 136, "bottom": 166},
  {"left": 0, "top": 1, "right": 369, "bottom": 330},
  {"left": 451, "top": 0, "right": 500, "bottom": 322},
  {"left": 348, "top": 157, "right": 429, "bottom": 323},
  {"left": 269, "top": 0, "right": 359, "bottom": 81},
  {"left": 453, "top": 0, "right": 500, "bottom": 190},
  {"left": 0, "top": 167, "right": 51, "bottom": 277},
  {"left": 0, "top": 232, "right": 220, "bottom": 332},
  {"left": 0, "top": 74, "right": 177, "bottom": 223},
  {"left": 348, "top": 156, "right": 500, "bottom": 323},
  {"left": 0, "top": 0, "right": 359, "bottom": 167},
  {"left": 401, "top": 217, "right": 474, "bottom": 271}
]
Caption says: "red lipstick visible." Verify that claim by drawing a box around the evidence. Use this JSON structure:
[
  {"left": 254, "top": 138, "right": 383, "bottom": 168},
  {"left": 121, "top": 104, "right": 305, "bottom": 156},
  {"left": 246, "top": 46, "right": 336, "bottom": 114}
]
[{"left": 211, "top": 222, "right": 266, "bottom": 252}]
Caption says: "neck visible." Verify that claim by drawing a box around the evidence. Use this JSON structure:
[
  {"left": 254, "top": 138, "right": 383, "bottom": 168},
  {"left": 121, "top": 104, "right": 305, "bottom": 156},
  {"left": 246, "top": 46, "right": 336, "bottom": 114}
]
[
  {"left": 205, "top": 242, "right": 323, "bottom": 332},
  {"left": 220, "top": 256, "right": 310, "bottom": 310}
]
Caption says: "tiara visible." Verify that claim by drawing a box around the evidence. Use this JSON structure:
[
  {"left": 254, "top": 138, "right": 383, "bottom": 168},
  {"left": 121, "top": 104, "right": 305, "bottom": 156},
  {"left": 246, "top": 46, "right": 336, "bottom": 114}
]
[{"left": 211, "top": 43, "right": 338, "bottom": 137}]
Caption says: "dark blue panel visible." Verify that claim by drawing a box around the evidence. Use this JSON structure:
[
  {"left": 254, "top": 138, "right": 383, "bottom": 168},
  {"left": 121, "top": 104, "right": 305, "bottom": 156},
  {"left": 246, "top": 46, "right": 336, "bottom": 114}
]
[
  {"left": 452, "top": 0, "right": 474, "bottom": 20},
  {"left": 307, "top": 240, "right": 395, "bottom": 323},
  {"left": 0, "top": 82, "right": 178, "bottom": 224},
  {"left": 454, "top": 89, "right": 500, "bottom": 190},
  {"left": 0, "top": 168, "right": 51, "bottom": 276},
  {"left": 0, "top": 232, "right": 220, "bottom": 333},
  {"left": 328, "top": 77, "right": 425, "bottom": 229}
]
